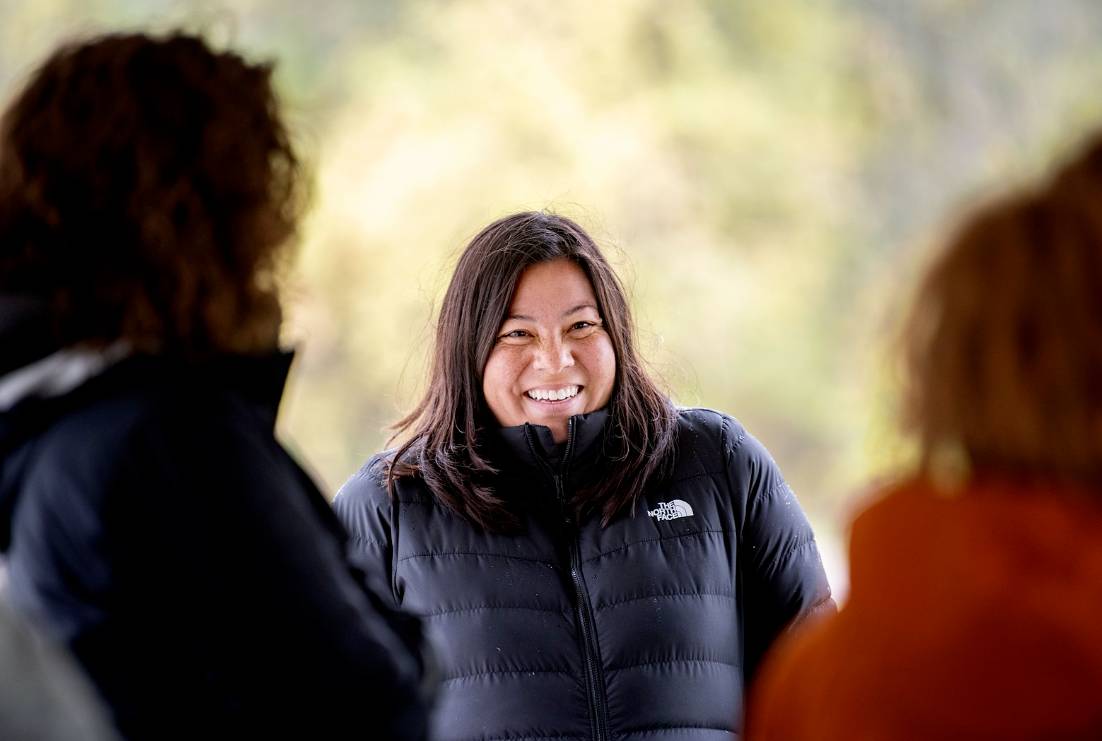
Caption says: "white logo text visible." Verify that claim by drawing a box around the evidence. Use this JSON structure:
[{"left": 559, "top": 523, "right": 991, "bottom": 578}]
[{"left": 647, "top": 500, "right": 694, "bottom": 521}]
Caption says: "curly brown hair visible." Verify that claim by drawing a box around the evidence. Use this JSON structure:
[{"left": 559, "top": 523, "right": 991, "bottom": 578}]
[
  {"left": 0, "top": 31, "right": 302, "bottom": 354},
  {"left": 903, "top": 133, "right": 1102, "bottom": 485}
]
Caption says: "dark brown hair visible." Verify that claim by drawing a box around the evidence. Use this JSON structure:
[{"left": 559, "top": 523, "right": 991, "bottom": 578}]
[
  {"left": 903, "top": 133, "right": 1102, "bottom": 486},
  {"left": 0, "top": 31, "right": 301, "bottom": 354},
  {"left": 389, "top": 212, "right": 679, "bottom": 531}
]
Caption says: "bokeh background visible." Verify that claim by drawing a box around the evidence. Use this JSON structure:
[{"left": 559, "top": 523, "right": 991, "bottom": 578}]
[{"left": 5, "top": 0, "right": 1102, "bottom": 596}]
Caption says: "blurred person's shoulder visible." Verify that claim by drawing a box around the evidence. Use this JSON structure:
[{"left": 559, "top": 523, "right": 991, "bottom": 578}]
[
  {"left": 22, "top": 353, "right": 287, "bottom": 492},
  {"left": 39, "top": 355, "right": 234, "bottom": 436}
]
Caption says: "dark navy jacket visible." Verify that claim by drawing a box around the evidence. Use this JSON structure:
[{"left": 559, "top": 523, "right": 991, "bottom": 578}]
[
  {"left": 334, "top": 408, "right": 833, "bottom": 741},
  {"left": 0, "top": 350, "right": 429, "bottom": 740}
]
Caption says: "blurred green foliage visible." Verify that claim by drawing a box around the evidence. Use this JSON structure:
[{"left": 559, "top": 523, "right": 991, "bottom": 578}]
[{"left": 5, "top": 0, "right": 1102, "bottom": 589}]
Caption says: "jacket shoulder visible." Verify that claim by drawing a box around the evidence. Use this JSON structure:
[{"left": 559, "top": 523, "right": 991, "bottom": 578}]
[
  {"left": 333, "top": 451, "right": 432, "bottom": 532},
  {"left": 24, "top": 377, "right": 204, "bottom": 493},
  {"left": 335, "top": 453, "right": 392, "bottom": 508},
  {"left": 42, "top": 355, "right": 253, "bottom": 437},
  {"left": 672, "top": 407, "right": 752, "bottom": 473},
  {"left": 677, "top": 406, "right": 780, "bottom": 465},
  {"left": 19, "top": 360, "right": 297, "bottom": 532}
]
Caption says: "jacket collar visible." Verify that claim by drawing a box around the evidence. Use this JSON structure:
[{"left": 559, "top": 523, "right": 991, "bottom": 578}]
[
  {"left": 192, "top": 350, "right": 296, "bottom": 425},
  {"left": 0, "top": 295, "right": 56, "bottom": 378},
  {"left": 0, "top": 349, "right": 295, "bottom": 436},
  {"left": 0, "top": 293, "right": 295, "bottom": 422},
  {"left": 491, "top": 409, "right": 609, "bottom": 476},
  {"left": 0, "top": 341, "right": 132, "bottom": 413}
]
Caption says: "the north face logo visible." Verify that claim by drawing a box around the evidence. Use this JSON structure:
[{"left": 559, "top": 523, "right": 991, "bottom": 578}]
[{"left": 647, "top": 500, "right": 694, "bottom": 521}]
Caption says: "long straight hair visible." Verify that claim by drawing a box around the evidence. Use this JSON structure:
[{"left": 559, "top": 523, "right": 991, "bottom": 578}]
[{"left": 389, "top": 212, "right": 678, "bottom": 531}]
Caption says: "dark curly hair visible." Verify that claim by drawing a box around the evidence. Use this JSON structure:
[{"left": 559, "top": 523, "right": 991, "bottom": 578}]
[{"left": 0, "top": 31, "right": 302, "bottom": 354}]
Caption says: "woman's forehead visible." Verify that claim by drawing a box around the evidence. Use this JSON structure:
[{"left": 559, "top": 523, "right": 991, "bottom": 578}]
[{"left": 507, "top": 259, "right": 597, "bottom": 317}]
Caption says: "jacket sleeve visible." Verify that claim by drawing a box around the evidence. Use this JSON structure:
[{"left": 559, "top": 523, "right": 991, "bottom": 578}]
[
  {"left": 331, "top": 454, "right": 402, "bottom": 609},
  {"left": 722, "top": 415, "right": 835, "bottom": 684}
]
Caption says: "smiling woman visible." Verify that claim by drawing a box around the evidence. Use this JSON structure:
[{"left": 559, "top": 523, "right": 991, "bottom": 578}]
[
  {"left": 378, "top": 212, "right": 676, "bottom": 530},
  {"left": 333, "top": 211, "right": 835, "bottom": 740}
]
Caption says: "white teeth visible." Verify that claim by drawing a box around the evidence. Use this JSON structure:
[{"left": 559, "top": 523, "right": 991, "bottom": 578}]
[{"left": 526, "top": 385, "right": 580, "bottom": 402}]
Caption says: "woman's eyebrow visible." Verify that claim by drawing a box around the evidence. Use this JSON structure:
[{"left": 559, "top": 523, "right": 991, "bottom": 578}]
[
  {"left": 505, "top": 304, "right": 597, "bottom": 322},
  {"left": 561, "top": 303, "right": 598, "bottom": 318}
]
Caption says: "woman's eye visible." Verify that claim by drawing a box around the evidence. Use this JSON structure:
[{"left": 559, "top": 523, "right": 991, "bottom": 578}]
[
  {"left": 500, "top": 329, "right": 530, "bottom": 340},
  {"left": 570, "top": 320, "right": 600, "bottom": 332}
]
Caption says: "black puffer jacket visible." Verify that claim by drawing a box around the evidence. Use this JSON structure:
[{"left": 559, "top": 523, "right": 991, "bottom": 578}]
[
  {"left": 0, "top": 344, "right": 430, "bottom": 739},
  {"left": 335, "top": 408, "right": 833, "bottom": 741}
]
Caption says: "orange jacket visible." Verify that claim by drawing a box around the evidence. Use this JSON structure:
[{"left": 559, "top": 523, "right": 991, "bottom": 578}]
[{"left": 747, "top": 478, "right": 1102, "bottom": 740}]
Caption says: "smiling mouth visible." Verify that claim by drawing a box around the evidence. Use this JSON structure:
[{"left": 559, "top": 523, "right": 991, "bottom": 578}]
[{"left": 525, "top": 385, "right": 582, "bottom": 403}]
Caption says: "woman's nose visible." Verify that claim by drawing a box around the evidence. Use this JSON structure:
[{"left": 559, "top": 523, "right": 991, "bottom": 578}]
[{"left": 533, "top": 337, "right": 575, "bottom": 373}]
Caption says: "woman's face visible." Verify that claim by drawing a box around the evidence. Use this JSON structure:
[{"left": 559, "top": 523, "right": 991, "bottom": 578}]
[{"left": 482, "top": 258, "right": 616, "bottom": 443}]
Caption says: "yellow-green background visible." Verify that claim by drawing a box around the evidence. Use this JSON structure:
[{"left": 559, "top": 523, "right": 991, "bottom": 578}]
[{"left": 5, "top": 0, "right": 1102, "bottom": 595}]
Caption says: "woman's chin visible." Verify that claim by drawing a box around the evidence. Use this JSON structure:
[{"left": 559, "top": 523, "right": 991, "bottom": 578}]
[{"left": 522, "top": 395, "right": 585, "bottom": 428}]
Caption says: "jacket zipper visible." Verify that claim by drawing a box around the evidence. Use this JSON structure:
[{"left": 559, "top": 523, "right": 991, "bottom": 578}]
[{"left": 544, "top": 418, "right": 609, "bottom": 741}]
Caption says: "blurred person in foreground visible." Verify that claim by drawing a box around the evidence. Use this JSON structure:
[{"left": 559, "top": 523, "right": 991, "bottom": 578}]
[
  {"left": 748, "top": 135, "right": 1102, "bottom": 739},
  {"left": 334, "top": 211, "right": 835, "bottom": 740},
  {"left": 0, "top": 32, "right": 428, "bottom": 739}
]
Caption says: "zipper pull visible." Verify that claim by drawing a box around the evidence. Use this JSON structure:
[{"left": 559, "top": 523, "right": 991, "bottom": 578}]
[{"left": 554, "top": 473, "right": 575, "bottom": 529}]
